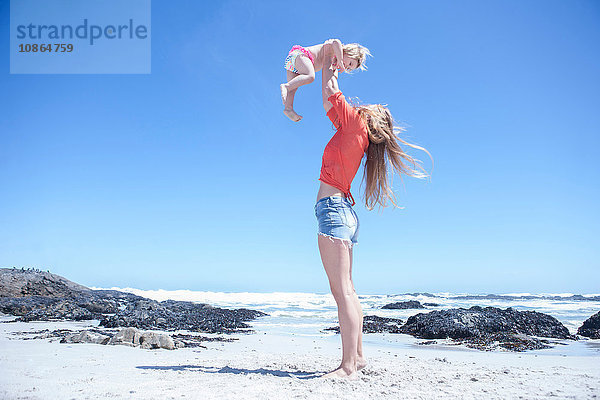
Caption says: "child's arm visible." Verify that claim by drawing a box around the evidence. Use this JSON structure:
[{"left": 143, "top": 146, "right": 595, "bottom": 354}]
[{"left": 324, "top": 39, "right": 345, "bottom": 72}]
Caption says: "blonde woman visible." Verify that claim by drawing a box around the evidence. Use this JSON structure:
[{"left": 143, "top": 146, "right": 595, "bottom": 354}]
[{"left": 316, "top": 57, "right": 430, "bottom": 379}]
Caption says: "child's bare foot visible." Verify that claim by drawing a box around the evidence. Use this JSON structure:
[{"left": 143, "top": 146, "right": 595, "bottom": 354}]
[
  {"left": 320, "top": 365, "right": 358, "bottom": 380},
  {"left": 283, "top": 108, "right": 302, "bottom": 122},
  {"left": 280, "top": 84, "right": 288, "bottom": 105}
]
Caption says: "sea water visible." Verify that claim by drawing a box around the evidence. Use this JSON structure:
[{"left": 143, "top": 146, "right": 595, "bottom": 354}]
[{"left": 92, "top": 287, "right": 600, "bottom": 357}]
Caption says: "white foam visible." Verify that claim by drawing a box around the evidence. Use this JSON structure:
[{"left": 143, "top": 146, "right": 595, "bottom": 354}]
[{"left": 88, "top": 287, "right": 600, "bottom": 340}]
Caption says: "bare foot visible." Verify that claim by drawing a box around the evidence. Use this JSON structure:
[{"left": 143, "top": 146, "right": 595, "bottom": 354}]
[
  {"left": 280, "top": 84, "right": 287, "bottom": 105},
  {"left": 283, "top": 108, "right": 302, "bottom": 122},
  {"left": 320, "top": 366, "right": 358, "bottom": 380},
  {"left": 357, "top": 356, "right": 368, "bottom": 371}
]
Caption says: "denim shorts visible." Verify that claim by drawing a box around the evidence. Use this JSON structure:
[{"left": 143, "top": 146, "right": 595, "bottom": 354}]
[{"left": 314, "top": 196, "right": 360, "bottom": 247}]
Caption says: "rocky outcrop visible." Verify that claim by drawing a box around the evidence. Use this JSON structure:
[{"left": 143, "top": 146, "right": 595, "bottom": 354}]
[
  {"left": 0, "top": 295, "right": 117, "bottom": 321},
  {"left": 577, "top": 311, "right": 600, "bottom": 339},
  {"left": 139, "top": 331, "right": 177, "bottom": 350},
  {"left": 416, "top": 332, "right": 557, "bottom": 351},
  {"left": 62, "top": 330, "right": 111, "bottom": 345},
  {"left": 382, "top": 301, "right": 424, "bottom": 310},
  {"left": 99, "top": 299, "right": 265, "bottom": 334},
  {"left": 459, "top": 332, "right": 555, "bottom": 351},
  {"left": 325, "top": 306, "right": 576, "bottom": 352},
  {"left": 324, "top": 315, "right": 404, "bottom": 334},
  {"left": 401, "top": 306, "right": 574, "bottom": 340},
  {"left": 106, "top": 326, "right": 143, "bottom": 347},
  {"left": 103, "top": 327, "right": 177, "bottom": 350},
  {"left": 0, "top": 268, "right": 267, "bottom": 335},
  {"left": 62, "top": 327, "right": 177, "bottom": 350},
  {"left": 11, "top": 327, "right": 234, "bottom": 349},
  {"left": 363, "top": 315, "right": 404, "bottom": 333},
  {"left": 0, "top": 268, "right": 91, "bottom": 298}
]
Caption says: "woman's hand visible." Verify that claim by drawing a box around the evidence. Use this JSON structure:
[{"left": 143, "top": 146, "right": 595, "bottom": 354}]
[
  {"left": 325, "top": 39, "right": 345, "bottom": 73},
  {"left": 331, "top": 56, "right": 346, "bottom": 73}
]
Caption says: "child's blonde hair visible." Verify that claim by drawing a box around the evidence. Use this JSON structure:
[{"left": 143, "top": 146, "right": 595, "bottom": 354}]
[{"left": 342, "top": 43, "right": 372, "bottom": 71}]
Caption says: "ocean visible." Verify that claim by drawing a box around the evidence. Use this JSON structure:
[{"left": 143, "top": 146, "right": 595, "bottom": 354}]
[{"left": 91, "top": 288, "right": 600, "bottom": 357}]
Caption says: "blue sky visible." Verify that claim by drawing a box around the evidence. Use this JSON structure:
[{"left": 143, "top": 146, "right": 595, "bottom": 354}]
[{"left": 1, "top": 0, "right": 599, "bottom": 294}]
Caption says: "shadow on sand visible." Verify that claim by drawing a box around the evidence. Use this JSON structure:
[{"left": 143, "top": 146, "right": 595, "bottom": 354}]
[{"left": 136, "top": 364, "right": 324, "bottom": 380}]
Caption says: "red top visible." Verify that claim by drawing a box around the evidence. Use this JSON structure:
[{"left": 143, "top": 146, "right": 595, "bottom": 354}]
[{"left": 319, "top": 91, "right": 369, "bottom": 206}]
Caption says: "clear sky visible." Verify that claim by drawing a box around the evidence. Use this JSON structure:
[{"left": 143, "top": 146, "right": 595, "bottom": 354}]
[{"left": 1, "top": 0, "right": 599, "bottom": 294}]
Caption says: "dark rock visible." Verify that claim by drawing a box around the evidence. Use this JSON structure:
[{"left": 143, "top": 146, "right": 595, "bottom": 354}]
[
  {"left": 422, "top": 303, "right": 440, "bottom": 307},
  {"left": 323, "top": 315, "right": 404, "bottom": 334},
  {"left": 171, "top": 333, "right": 236, "bottom": 348},
  {"left": 363, "top": 315, "right": 404, "bottom": 333},
  {"left": 0, "top": 268, "right": 91, "bottom": 298},
  {"left": 416, "top": 340, "right": 437, "bottom": 346},
  {"left": 0, "top": 292, "right": 145, "bottom": 321},
  {"left": 10, "top": 328, "right": 80, "bottom": 340},
  {"left": 99, "top": 298, "right": 266, "bottom": 334},
  {"left": 0, "top": 296, "right": 95, "bottom": 321},
  {"left": 401, "top": 306, "right": 574, "bottom": 340},
  {"left": 457, "top": 333, "right": 552, "bottom": 352},
  {"left": 577, "top": 311, "right": 600, "bottom": 339},
  {"left": 382, "top": 301, "right": 424, "bottom": 310},
  {"left": 0, "top": 268, "right": 267, "bottom": 335}
]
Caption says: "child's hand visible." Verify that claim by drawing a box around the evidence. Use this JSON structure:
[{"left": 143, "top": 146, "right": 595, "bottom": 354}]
[
  {"left": 329, "top": 57, "right": 337, "bottom": 71},
  {"left": 332, "top": 56, "right": 345, "bottom": 73}
]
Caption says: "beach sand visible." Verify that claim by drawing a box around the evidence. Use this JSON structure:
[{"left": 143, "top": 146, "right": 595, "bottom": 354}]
[{"left": 1, "top": 317, "right": 598, "bottom": 400}]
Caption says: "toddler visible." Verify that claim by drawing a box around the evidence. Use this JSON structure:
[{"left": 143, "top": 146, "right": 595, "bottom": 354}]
[{"left": 280, "top": 39, "right": 371, "bottom": 122}]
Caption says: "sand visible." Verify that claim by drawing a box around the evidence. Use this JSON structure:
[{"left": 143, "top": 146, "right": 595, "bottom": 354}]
[{"left": 1, "top": 317, "right": 598, "bottom": 400}]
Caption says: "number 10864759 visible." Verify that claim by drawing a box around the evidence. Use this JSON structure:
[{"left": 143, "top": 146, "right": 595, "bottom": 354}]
[{"left": 19, "top": 43, "right": 74, "bottom": 52}]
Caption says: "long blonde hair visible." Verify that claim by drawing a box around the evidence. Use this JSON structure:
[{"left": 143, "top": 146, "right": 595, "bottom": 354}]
[{"left": 355, "top": 103, "right": 432, "bottom": 210}]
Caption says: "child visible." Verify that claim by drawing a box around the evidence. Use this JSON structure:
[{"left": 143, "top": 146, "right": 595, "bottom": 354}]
[{"left": 280, "top": 39, "right": 371, "bottom": 122}]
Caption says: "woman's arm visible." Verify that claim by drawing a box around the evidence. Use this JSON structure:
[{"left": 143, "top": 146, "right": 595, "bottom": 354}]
[
  {"left": 322, "top": 56, "right": 359, "bottom": 128},
  {"left": 324, "top": 39, "right": 345, "bottom": 72},
  {"left": 322, "top": 57, "right": 340, "bottom": 113}
]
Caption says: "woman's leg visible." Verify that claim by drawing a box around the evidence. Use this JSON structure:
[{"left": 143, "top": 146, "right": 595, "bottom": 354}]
[
  {"left": 348, "top": 247, "right": 367, "bottom": 370},
  {"left": 318, "top": 235, "right": 359, "bottom": 379}
]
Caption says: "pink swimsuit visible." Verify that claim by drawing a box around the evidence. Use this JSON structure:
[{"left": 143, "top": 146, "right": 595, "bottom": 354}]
[{"left": 284, "top": 45, "right": 315, "bottom": 74}]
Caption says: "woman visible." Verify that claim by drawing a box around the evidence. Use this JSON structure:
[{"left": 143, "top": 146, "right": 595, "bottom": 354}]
[{"left": 316, "top": 58, "right": 430, "bottom": 379}]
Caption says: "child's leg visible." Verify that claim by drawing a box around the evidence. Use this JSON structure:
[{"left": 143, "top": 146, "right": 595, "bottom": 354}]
[
  {"left": 283, "top": 71, "right": 299, "bottom": 108},
  {"left": 281, "top": 55, "right": 315, "bottom": 105},
  {"left": 281, "top": 70, "right": 302, "bottom": 122},
  {"left": 281, "top": 56, "right": 315, "bottom": 122},
  {"left": 281, "top": 70, "right": 298, "bottom": 106},
  {"left": 286, "top": 55, "right": 316, "bottom": 91}
]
